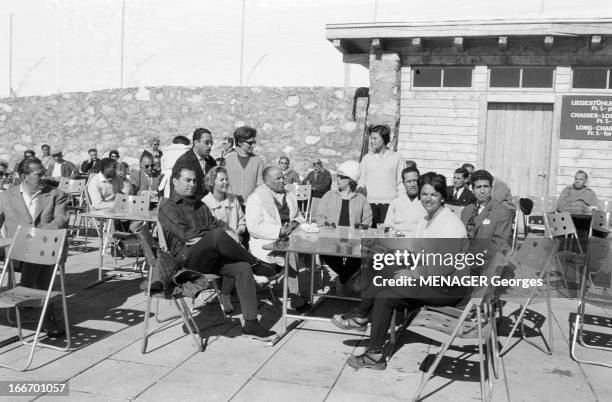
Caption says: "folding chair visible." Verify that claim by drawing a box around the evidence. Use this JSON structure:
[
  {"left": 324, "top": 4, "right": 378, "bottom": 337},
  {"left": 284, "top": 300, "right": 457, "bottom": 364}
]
[
  {"left": 0, "top": 226, "right": 71, "bottom": 371},
  {"left": 570, "top": 237, "right": 612, "bottom": 367},
  {"left": 106, "top": 194, "right": 150, "bottom": 267},
  {"left": 410, "top": 253, "right": 506, "bottom": 402},
  {"left": 73, "top": 175, "right": 102, "bottom": 242},
  {"left": 590, "top": 209, "right": 610, "bottom": 237},
  {"left": 138, "top": 227, "right": 226, "bottom": 354},
  {"left": 544, "top": 211, "right": 584, "bottom": 295},
  {"left": 295, "top": 184, "right": 312, "bottom": 222},
  {"left": 499, "top": 238, "right": 557, "bottom": 356},
  {"left": 59, "top": 178, "right": 87, "bottom": 237}
]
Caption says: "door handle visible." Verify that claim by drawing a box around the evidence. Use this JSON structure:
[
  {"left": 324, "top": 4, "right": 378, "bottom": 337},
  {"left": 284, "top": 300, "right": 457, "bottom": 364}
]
[{"left": 537, "top": 173, "right": 547, "bottom": 178}]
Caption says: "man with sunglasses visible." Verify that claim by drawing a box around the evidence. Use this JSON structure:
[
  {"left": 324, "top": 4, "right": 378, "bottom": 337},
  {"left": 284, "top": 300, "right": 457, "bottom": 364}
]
[
  {"left": 225, "top": 126, "right": 264, "bottom": 205},
  {"left": 0, "top": 160, "right": 11, "bottom": 190},
  {"left": 302, "top": 158, "right": 332, "bottom": 215},
  {"left": 131, "top": 151, "right": 161, "bottom": 200}
]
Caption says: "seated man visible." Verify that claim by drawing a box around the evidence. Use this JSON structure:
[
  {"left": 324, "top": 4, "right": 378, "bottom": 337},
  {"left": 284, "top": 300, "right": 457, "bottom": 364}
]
[
  {"left": 557, "top": 170, "right": 599, "bottom": 214},
  {"left": 0, "top": 157, "right": 68, "bottom": 336},
  {"left": 302, "top": 158, "right": 332, "bottom": 215},
  {"left": 87, "top": 157, "right": 132, "bottom": 210},
  {"left": 315, "top": 160, "right": 371, "bottom": 292},
  {"left": 159, "top": 164, "right": 277, "bottom": 340},
  {"left": 46, "top": 151, "right": 77, "bottom": 180},
  {"left": 130, "top": 152, "right": 161, "bottom": 200},
  {"left": 80, "top": 148, "right": 101, "bottom": 175},
  {"left": 383, "top": 166, "right": 426, "bottom": 237},
  {"left": 461, "top": 169, "right": 513, "bottom": 253},
  {"left": 0, "top": 160, "right": 10, "bottom": 191},
  {"left": 246, "top": 165, "right": 307, "bottom": 308},
  {"left": 446, "top": 167, "right": 476, "bottom": 206}
]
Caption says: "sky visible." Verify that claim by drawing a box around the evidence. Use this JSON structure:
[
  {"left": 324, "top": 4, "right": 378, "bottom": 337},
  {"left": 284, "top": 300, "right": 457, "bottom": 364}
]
[{"left": 0, "top": 0, "right": 611, "bottom": 97}]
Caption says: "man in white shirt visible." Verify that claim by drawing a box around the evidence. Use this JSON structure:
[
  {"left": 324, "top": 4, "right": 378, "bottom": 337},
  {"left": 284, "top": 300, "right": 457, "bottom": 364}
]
[
  {"left": 87, "top": 157, "right": 132, "bottom": 210},
  {"left": 383, "top": 166, "right": 426, "bottom": 237},
  {"left": 46, "top": 151, "right": 77, "bottom": 180},
  {"left": 358, "top": 124, "right": 404, "bottom": 228}
]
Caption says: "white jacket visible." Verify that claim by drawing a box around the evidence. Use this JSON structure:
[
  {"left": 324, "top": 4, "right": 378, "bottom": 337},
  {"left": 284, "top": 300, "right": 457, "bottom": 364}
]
[
  {"left": 245, "top": 184, "right": 303, "bottom": 261},
  {"left": 159, "top": 143, "right": 191, "bottom": 197}
]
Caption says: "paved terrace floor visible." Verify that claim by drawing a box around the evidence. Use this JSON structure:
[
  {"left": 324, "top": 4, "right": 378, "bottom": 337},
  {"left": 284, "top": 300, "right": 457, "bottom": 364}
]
[{"left": 0, "top": 236, "right": 611, "bottom": 402}]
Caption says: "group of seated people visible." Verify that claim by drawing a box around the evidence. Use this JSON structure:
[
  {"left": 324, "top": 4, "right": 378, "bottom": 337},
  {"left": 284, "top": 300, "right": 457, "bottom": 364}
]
[{"left": 0, "top": 122, "right": 604, "bottom": 356}]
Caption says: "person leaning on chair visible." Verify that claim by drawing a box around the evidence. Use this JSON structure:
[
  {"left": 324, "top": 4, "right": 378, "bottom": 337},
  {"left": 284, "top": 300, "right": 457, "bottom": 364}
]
[
  {"left": 158, "top": 163, "right": 280, "bottom": 340},
  {"left": 0, "top": 157, "right": 68, "bottom": 337},
  {"left": 556, "top": 170, "right": 599, "bottom": 214}
]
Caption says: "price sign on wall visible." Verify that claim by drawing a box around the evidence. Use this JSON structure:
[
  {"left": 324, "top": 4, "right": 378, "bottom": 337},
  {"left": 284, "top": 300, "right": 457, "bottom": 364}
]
[{"left": 560, "top": 96, "right": 612, "bottom": 141}]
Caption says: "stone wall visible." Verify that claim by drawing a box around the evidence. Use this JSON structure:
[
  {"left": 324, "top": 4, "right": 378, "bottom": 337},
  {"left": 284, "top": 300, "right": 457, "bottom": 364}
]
[{"left": 0, "top": 86, "right": 365, "bottom": 177}]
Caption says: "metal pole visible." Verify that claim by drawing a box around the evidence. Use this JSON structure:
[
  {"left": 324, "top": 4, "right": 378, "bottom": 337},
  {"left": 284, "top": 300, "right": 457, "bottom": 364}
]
[
  {"left": 120, "top": 0, "right": 125, "bottom": 88},
  {"left": 239, "top": 0, "right": 245, "bottom": 87},
  {"left": 9, "top": 13, "right": 13, "bottom": 96}
]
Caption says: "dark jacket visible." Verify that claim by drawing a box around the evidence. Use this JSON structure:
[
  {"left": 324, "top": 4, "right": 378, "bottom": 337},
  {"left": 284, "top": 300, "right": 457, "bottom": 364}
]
[
  {"left": 172, "top": 149, "right": 216, "bottom": 199},
  {"left": 80, "top": 158, "right": 101, "bottom": 175},
  {"left": 461, "top": 198, "right": 513, "bottom": 252},
  {"left": 130, "top": 169, "right": 161, "bottom": 195},
  {"left": 446, "top": 186, "right": 476, "bottom": 206},
  {"left": 46, "top": 160, "right": 78, "bottom": 179},
  {"left": 158, "top": 192, "right": 219, "bottom": 258},
  {"left": 302, "top": 168, "right": 332, "bottom": 198}
]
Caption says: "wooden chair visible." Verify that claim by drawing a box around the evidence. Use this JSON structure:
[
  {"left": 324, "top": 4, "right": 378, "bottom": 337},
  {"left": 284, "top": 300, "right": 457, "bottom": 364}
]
[
  {"left": 410, "top": 252, "right": 506, "bottom": 402},
  {"left": 138, "top": 227, "right": 226, "bottom": 354},
  {"left": 499, "top": 238, "right": 557, "bottom": 356},
  {"left": 0, "top": 226, "right": 71, "bottom": 371},
  {"left": 570, "top": 237, "right": 612, "bottom": 367}
]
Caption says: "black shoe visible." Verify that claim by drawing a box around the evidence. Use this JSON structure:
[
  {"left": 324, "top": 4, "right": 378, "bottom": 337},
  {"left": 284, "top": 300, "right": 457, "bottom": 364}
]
[
  {"left": 43, "top": 312, "right": 66, "bottom": 338},
  {"left": 347, "top": 349, "right": 387, "bottom": 370},
  {"left": 331, "top": 308, "right": 368, "bottom": 331},
  {"left": 242, "top": 321, "right": 278, "bottom": 342},
  {"left": 251, "top": 260, "right": 282, "bottom": 277}
]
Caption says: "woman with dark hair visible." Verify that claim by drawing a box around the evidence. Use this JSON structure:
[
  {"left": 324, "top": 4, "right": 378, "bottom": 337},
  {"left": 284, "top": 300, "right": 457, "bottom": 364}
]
[
  {"left": 224, "top": 126, "right": 264, "bottom": 205},
  {"left": 278, "top": 156, "right": 300, "bottom": 185},
  {"left": 414, "top": 173, "right": 468, "bottom": 238},
  {"left": 345, "top": 172, "right": 467, "bottom": 370}
]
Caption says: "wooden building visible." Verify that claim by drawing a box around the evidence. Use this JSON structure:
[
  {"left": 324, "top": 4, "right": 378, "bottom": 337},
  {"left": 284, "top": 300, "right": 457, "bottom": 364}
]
[{"left": 326, "top": 18, "right": 612, "bottom": 205}]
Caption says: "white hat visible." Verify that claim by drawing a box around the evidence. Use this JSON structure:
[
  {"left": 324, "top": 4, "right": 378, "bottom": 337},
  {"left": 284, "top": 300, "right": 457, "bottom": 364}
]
[{"left": 337, "top": 160, "right": 360, "bottom": 182}]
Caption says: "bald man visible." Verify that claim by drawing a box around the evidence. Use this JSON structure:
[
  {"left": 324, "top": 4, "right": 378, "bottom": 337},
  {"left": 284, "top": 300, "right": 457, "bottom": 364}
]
[{"left": 245, "top": 166, "right": 307, "bottom": 308}]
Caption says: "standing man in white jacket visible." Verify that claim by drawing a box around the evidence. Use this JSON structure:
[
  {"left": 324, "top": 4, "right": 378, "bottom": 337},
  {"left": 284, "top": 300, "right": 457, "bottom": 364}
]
[
  {"left": 158, "top": 135, "right": 191, "bottom": 198},
  {"left": 245, "top": 165, "right": 307, "bottom": 309},
  {"left": 358, "top": 124, "right": 404, "bottom": 228}
]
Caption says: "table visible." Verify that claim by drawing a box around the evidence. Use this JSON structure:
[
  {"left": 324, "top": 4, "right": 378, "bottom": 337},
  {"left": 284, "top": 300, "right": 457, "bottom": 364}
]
[
  {"left": 79, "top": 208, "right": 161, "bottom": 288},
  {"left": 263, "top": 226, "right": 395, "bottom": 344}
]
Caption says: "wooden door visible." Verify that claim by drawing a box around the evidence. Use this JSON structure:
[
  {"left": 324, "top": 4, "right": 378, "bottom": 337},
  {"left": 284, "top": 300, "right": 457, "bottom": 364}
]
[{"left": 484, "top": 103, "right": 553, "bottom": 200}]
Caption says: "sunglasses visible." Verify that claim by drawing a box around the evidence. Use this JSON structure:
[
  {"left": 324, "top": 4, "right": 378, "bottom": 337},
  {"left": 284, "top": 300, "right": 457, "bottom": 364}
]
[
  {"left": 143, "top": 164, "right": 153, "bottom": 168},
  {"left": 338, "top": 175, "right": 350, "bottom": 180},
  {"left": 243, "top": 140, "right": 257, "bottom": 145},
  {"left": 312, "top": 162, "right": 321, "bottom": 166}
]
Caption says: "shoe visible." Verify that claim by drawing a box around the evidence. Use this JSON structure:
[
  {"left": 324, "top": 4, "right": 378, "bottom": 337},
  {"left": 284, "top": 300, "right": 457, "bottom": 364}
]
[
  {"left": 254, "top": 275, "right": 270, "bottom": 286},
  {"left": 242, "top": 321, "right": 278, "bottom": 342},
  {"left": 331, "top": 308, "right": 368, "bottom": 331},
  {"left": 218, "top": 294, "right": 234, "bottom": 314},
  {"left": 347, "top": 349, "right": 387, "bottom": 370},
  {"left": 251, "top": 259, "right": 282, "bottom": 277},
  {"left": 43, "top": 311, "right": 66, "bottom": 338}
]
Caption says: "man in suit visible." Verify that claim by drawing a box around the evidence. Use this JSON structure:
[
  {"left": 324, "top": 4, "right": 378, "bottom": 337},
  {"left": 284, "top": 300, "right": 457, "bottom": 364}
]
[
  {"left": 173, "top": 128, "right": 216, "bottom": 199},
  {"left": 302, "top": 158, "right": 332, "bottom": 217},
  {"left": 461, "top": 169, "right": 513, "bottom": 252},
  {"left": 130, "top": 151, "right": 161, "bottom": 198},
  {"left": 446, "top": 167, "right": 476, "bottom": 206},
  {"left": 46, "top": 151, "right": 77, "bottom": 179},
  {"left": 0, "top": 157, "right": 68, "bottom": 336},
  {"left": 79, "top": 148, "right": 101, "bottom": 175}
]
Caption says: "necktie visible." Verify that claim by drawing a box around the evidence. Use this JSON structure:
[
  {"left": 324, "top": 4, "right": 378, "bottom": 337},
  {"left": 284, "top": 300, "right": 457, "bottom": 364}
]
[{"left": 454, "top": 189, "right": 459, "bottom": 200}]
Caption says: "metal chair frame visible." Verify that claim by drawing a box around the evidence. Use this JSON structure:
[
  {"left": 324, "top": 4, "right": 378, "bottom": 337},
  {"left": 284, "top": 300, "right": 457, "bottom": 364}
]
[
  {"left": 544, "top": 211, "right": 584, "bottom": 296},
  {"left": 0, "top": 226, "right": 71, "bottom": 371},
  {"left": 570, "top": 238, "right": 612, "bottom": 368},
  {"left": 294, "top": 184, "right": 312, "bottom": 222},
  {"left": 499, "top": 238, "right": 557, "bottom": 356},
  {"left": 410, "top": 253, "right": 507, "bottom": 402},
  {"left": 138, "top": 226, "right": 226, "bottom": 354}
]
